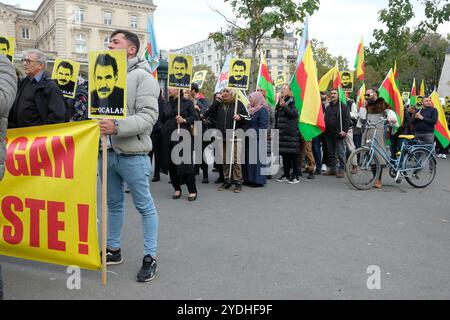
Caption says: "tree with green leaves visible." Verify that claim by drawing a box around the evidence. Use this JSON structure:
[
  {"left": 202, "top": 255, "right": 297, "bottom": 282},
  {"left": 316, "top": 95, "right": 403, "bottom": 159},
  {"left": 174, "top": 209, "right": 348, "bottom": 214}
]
[
  {"left": 209, "top": 0, "right": 320, "bottom": 91},
  {"left": 367, "top": 0, "right": 449, "bottom": 76}
]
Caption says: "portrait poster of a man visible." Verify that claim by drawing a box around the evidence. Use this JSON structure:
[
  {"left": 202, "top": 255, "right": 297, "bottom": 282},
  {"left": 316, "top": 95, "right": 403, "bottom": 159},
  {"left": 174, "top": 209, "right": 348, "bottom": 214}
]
[
  {"left": 192, "top": 70, "right": 207, "bottom": 89},
  {"left": 168, "top": 54, "right": 193, "bottom": 89},
  {"left": 340, "top": 71, "right": 354, "bottom": 92},
  {"left": 228, "top": 58, "right": 251, "bottom": 90},
  {"left": 89, "top": 50, "right": 127, "bottom": 119},
  {"left": 0, "top": 36, "right": 15, "bottom": 62},
  {"left": 275, "top": 74, "right": 286, "bottom": 93},
  {"left": 51, "top": 58, "right": 80, "bottom": 99}
]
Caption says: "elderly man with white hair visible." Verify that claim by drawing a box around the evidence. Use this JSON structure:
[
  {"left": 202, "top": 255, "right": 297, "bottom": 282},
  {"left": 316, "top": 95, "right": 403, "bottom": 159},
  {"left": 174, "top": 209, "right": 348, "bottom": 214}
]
[{"left": 8, "top": 49, "right": 66, "bottom": 128}]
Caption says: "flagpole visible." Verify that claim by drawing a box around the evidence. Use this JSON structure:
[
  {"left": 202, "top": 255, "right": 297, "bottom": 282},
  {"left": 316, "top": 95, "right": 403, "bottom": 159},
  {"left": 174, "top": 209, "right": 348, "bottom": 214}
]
[{"left": 229, "top": 93, "right": 239, "bottom": 181}]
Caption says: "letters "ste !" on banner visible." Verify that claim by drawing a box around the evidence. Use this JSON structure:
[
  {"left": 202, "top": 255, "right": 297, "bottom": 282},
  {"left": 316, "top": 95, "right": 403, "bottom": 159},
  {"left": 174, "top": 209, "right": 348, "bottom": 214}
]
[{"left": 0, "top": 121, "right": 101, "bottom": 270}]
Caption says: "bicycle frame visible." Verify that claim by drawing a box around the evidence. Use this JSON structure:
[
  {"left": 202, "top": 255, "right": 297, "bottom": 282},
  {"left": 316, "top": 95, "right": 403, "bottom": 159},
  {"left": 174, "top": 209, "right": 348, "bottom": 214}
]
[{"left": 361, "top": 119, "right": 435, "bottom": 178}]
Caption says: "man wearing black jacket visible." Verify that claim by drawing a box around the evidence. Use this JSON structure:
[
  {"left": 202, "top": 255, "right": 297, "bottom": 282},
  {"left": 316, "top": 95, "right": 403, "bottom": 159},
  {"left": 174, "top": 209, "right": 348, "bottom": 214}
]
[
  {"left": 8, "top": 49, "right": 66, "bottom": 128},
  {"left": 204, "top": 88, "right": 251, "bottom": 193},
  {"left": 323, "top": 89, "right": 351, "bottom": 178},
  {"left": 412, "top": 96, "right": 438, "bottom": 144}
]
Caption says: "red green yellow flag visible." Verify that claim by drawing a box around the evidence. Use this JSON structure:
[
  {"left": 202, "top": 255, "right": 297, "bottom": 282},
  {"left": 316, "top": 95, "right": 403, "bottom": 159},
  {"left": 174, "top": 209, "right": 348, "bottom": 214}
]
[
  {"left": 354, "top": 37, "right": 365, "bottom": 81},
  {"left": 410, "top": 78, "right": 417, "bottom": 106},
  {"left": 318, "top": 65, "right": 338, "bottom": 91},
  {"left": 419, "top": 79, "right": 425, "bottom": 97},
  {"left": 356, "top": 82, "right": 366, "bottom": 110},
  {"left": 334, "top": 65, "right": 347, "bottom": 105},
  {"left": 393, "top": 61, "right": 399, "bottom": 88},
  {"left": 256, "top": 52, "right": 275, "bottom": 107},
  {"left": 379, "top": 68, "right": 404, "bottom": 127},
  {"left": 430, "top": 91, "right": 450, "bottom": 148},
  {"left": 290, "top": 43, "right": 325, "bottom": 141}
]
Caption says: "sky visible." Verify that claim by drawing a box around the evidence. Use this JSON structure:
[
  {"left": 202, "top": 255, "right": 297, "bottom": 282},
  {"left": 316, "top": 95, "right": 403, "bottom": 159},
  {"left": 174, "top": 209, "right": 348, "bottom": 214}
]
[{"left": 2, "top": 0, "right": 450, "bottom": 64}]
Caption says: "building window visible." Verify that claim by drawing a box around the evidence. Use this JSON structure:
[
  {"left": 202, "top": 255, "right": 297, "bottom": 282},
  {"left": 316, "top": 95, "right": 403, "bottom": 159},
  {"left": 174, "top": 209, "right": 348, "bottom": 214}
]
[
  {"left": 104, "top": 11, "right": 112, "bottom": 25},
  {"left": 208, "top": 55, "right": 212, "bottom": 62},
  {"left": 22, "top": 28, "right": 30, "bottom": 39},
  {"left": 130, "top": 15, "right": 138, "bottom": 29},
  {"left": 104, "top": 36, "right": 110, "bottom": 49},
  {"left": 74, "top": 8, "right": 85, "bottom": 23},
  {"left": 75, "top": 33, "right": 87, "bottom": 53}
]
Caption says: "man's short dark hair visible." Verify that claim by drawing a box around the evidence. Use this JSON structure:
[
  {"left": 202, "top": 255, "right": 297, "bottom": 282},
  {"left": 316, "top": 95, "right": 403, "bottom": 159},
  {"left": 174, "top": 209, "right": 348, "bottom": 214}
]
[
  {"left": 94, "top": 53, "right": 118, "bottom": 77},
  {"left": 110, "top": 29, "right": 140, "bottom": 56},
  {"left": 0, "top": 37, "right": 10, "bottom": 50},
  {"left": 173, "top": 56, "right": 188, "bottom": 68},
  {"left": 57, "top": 61, "right": 74, "bottom": 75},
  {"left": 232, "top": 60, "right": 246, "bottom": 71},
  {"left": 342, "top": 72, "right": 351, "bottom": 78},
  {"left": 191, "top": 83, "right": 199, "bottom": 93}
]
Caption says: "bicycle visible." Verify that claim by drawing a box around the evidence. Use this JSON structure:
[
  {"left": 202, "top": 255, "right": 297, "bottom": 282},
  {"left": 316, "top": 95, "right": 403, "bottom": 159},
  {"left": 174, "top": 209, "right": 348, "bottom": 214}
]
[{"left": 346, "top": 118, "right": 437, "bottom": 190}]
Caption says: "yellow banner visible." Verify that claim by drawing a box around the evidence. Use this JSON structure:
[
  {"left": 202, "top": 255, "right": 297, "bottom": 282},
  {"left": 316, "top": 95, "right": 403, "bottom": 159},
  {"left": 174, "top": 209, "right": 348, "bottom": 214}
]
[{"left": 0, "top": 121, "right": 101, "bottom": 270}]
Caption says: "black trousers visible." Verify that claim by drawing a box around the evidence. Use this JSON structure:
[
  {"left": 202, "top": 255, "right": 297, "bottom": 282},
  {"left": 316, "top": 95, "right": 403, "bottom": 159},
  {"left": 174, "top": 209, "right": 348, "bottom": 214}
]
[
  {"left": 281, "top": 153, "right": 300, "bottom": 177},
  {"left": 169, "top": 162, "right": 197, "bottom": 193},
  {"left": 149, "top": 130, "right": 162, "bottom": 178}
]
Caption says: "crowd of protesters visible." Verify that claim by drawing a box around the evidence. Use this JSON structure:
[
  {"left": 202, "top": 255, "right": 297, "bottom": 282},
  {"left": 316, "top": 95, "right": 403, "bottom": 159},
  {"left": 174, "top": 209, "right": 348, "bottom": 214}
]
[{"left": 1, "top": 29, "right": 449, "bottom": 293}]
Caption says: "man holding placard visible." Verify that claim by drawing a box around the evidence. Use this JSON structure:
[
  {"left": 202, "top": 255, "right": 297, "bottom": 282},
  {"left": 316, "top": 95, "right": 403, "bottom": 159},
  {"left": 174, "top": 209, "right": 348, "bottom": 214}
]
[
  {"left": 205, "top": 58, "right": 251, "bottom": 193},
  {"left": 95, "top": 29, "right": 160, "bottom": 283}
]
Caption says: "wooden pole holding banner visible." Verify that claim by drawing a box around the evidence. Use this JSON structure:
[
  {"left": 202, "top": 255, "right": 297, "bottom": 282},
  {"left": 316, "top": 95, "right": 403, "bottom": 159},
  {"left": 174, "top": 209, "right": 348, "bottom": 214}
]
[
  {"left": 101, "top": 134, "right": 108, "bottom": 287},
  {"left": 229, "top": 93, "right": 240, "bottom": 180},
  {"left": 178, "top": 89, "right": 181, "bottom": 134}
]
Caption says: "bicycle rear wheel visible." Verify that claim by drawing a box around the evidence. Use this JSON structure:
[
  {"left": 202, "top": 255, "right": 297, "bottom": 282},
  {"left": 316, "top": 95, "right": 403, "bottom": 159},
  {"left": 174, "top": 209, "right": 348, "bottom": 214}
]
[
  {"left": 346, "top": 148, "right": 381, "bottom": 190},
  {"left": 404, "top": 149, "right": 436, "bottom": 188}
]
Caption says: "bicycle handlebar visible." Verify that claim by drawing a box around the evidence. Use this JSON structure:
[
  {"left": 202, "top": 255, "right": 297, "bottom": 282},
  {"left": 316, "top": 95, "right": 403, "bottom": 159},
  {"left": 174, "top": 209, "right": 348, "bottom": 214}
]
[{"left": 366, "top": 117, "right": 387, "bottom": 127}]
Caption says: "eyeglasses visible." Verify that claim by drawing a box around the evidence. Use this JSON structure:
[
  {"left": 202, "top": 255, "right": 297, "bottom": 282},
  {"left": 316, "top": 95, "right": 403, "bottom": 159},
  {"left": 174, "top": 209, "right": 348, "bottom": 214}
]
[
  {"left": 365, "top": 94, "right": 372, "bottom": 97},
  {"left": 21, "top": 58, "right": 41, "bottom": 65}
]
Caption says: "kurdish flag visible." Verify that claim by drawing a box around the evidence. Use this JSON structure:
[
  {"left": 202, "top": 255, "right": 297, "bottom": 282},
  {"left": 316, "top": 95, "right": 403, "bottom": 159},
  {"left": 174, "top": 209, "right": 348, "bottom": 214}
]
[
  {"left": 257, "top": 52, "right": 275, "bottom": 107},
  {"left": 430, "top": 91, "right": 450, "bottom": 148},
  {"left": 290, "top": 43, "right": 325, "bottom": 141},
  {"left": 318, "top": 64, "right": 339, "bottom": 91},
  {"left": 419, "top": 79, "right": 425, "bottom": 97},
  {"left": 356, "top": 82, "right": 366, "bottom": 110},
  {"left": 379, "top": 68, "right": 404, "bottom": 127},
  {"left": 354, "top": 37, "right": 365, "bottom": 81},
  {"left": 410, "top": 78, "right": 417, "bottom": 106},
  {"left": 334, "top": 65, "right": 347, "bottom": 105}
]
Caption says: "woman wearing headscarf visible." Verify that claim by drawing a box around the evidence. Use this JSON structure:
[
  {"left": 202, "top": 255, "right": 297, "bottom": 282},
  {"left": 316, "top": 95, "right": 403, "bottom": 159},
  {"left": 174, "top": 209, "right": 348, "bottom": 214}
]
[
  {"left": 243, "top": 91, "right": 270, "bottom": 187},
  {"left": 160, "top": 88, "right": 198, "bottom": 201}
]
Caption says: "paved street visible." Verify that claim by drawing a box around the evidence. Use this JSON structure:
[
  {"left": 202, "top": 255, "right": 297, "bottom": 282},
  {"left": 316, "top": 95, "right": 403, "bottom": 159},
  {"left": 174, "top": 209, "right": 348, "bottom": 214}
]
[{"left": 2, "top": 158, "right": 450, "bottom": 300}]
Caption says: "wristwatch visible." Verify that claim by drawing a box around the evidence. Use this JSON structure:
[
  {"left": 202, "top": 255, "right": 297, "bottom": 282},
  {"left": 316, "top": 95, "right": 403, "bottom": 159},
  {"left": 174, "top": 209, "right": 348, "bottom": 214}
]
[{"left": 113, "top": 120, "right": 119, "bottom": 135}]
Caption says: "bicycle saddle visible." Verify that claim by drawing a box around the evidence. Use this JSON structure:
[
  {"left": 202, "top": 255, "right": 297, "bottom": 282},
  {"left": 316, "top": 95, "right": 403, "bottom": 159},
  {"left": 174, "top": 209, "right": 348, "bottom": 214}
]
[{"left": 399, "top": 135, "right": 415, "bottom": 140}]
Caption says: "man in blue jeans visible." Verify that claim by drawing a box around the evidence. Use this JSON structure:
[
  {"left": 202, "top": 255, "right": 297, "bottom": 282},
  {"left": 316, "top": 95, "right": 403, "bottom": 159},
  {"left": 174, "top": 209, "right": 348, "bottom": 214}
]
[{"left": 98, "top": 30, "right": 160, "bottom": 283}]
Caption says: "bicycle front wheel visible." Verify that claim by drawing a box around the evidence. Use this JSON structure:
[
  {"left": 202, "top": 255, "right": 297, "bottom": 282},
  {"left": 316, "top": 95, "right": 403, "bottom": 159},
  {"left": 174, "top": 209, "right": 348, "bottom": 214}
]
[
  {"left": 346, "top": 147, "right": 381, "bottom": 190},
  {"left": 404, "top": 149, "right": 436, "bottom": 188}
]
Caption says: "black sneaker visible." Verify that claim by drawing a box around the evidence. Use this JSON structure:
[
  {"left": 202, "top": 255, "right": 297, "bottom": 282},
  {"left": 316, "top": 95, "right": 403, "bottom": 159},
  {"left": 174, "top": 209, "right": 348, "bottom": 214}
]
[
  {"left": 101, "top": 248, "right": 124, "bottom": 265},
  {"left": 287, "top": 176, "right": 300, "bottom": 184},
  {"left": 137, "top": 255, "right": 158, "bottom": 282}
]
